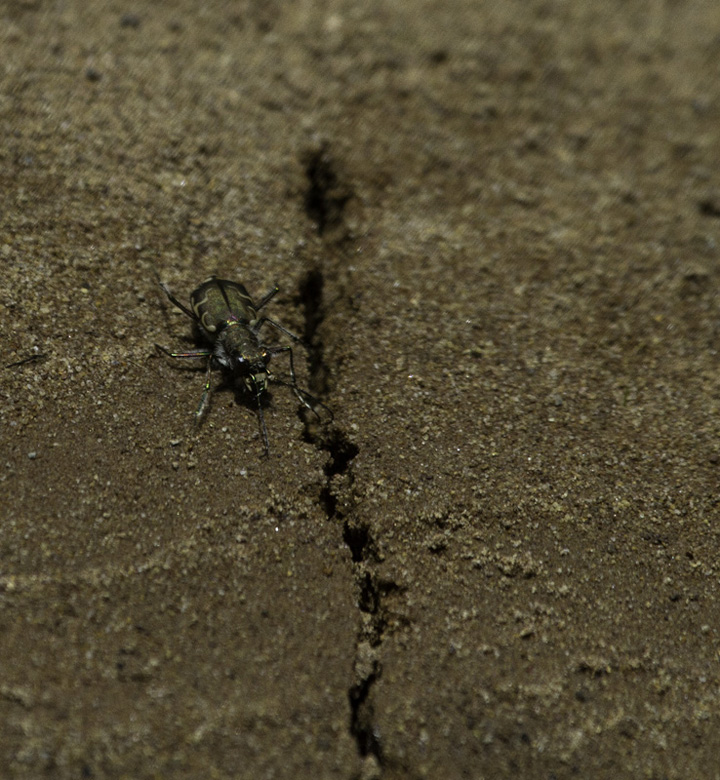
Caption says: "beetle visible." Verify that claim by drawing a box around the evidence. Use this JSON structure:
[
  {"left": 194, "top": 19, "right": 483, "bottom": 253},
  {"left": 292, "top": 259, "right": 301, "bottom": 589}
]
[{"left": 156, "top": 275, "right": 330, "bottom": 456}]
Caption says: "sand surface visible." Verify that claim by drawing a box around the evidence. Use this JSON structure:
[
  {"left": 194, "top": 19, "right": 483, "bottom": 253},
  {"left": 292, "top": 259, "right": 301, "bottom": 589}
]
[{"left": 2, "top": 2, "right": 720, "bottom": 778}]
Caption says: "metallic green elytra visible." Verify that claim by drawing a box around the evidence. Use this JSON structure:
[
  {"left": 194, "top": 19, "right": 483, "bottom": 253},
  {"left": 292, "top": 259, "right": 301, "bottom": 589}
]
[
  {"left": 156, "top": 275, "right": 331, "bottom": 456},
  {"left": 191, "top": 276, "right": 260, "bottom": 335}
]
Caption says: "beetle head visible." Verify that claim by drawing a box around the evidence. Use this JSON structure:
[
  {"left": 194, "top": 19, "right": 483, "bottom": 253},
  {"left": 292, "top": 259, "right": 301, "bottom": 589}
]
[
  {"left": 242, "top": 363, "right": 269, "bottom": 396},
  {"left": 228, "top": 349, "right": 269, "bottom": 396}
]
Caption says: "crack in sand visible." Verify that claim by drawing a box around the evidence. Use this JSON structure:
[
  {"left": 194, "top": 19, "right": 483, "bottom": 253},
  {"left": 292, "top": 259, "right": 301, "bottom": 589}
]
[{"left": 298, "top": 145, "right": 389, "bottom": 774}]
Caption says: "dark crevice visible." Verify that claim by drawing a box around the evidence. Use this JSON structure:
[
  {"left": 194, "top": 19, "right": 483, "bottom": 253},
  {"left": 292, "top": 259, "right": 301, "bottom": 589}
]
[
  {"left": 357, "top": 570, "right": 381, "bottom": 616},
  {"left": 346, "top": 556, "right": 390, "bottom": 769},
  {"left": 349, "top": 664, "right": 383, "bottom": 761},
  {"left": 318, "top": 428, "right": 359, "bottom": 520},
  {"left": 302, "top": 143, "right": 352, "bottom": 238},
  {"left": 312, "top": 419, "right": 385, "bottom": 767},
  {"left": 699, "top": 196, "right": 720, "bottom": 218},
  {"left": 341, "top": 510, "right": 390, "bottom": 771},
  {"left": 298, "top": 268, "right": 325, "bottom": 344},
  {"left": 343, "top": 521, "right": 373, "bottom": 564},
  {"left": 355, "top": 569, "right": 402, "bottom": 649},
  {"left": 298, "top": 143, "right": 385, "bottom": 772},
  {"left": 297, "top": 268, "right": 330, "bottom": 398}
]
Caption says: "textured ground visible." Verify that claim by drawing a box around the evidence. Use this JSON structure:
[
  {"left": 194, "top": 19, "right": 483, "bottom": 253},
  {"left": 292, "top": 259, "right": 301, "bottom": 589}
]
[{"left": 2, "top": 1, "right": 720, "bottom": 778}]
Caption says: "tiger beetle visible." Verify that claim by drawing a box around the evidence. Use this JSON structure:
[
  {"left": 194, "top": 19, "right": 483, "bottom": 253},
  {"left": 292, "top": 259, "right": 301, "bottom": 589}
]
[{"left": 155, "top": 275, "right": 331, "bottom": 456}]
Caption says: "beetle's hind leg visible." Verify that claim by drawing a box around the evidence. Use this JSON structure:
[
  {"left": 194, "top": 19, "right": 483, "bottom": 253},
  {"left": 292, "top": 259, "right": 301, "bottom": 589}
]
[
  {"left": 5, "top": 353, "right": 47, "bottom": 368},
  {"left": 158, "top": 281, "right": 198, "bottom": 321}
]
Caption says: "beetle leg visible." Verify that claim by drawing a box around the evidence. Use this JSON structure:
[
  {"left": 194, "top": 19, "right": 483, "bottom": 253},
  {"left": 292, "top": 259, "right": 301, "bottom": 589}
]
[
  {"left": 255, "top": 286, "right": 279, "bottom": 311},
  {"left": 159, "top": 282, "right": 198, "bottom": 321},
  {"left": 253, "top": 317, "right": 307, "bottom": 347},
  {"left": 195, "top": 359, "right": 215, "bottom": 421},
  {"left": 269, "top": 345, "right": 333, "bottom": 421},
  {"left": 5, "top": 354, "right": 47, "bottom": 368},
  {"left": 155, "top": 344, "right": 215, "bottom": 421},
  {"left": 155, "top": 344, "right": 212, "bottom": 359},
  {"left": 269, "top": 346, "right": 309, "bottom": 406},
  {"left": 255, "top": 392, "right": 271, "bottom": 457}
]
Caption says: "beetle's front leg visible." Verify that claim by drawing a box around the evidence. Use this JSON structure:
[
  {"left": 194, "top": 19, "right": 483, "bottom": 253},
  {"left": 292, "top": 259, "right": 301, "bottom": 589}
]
[
  {"left": 268, "top": 345, "right": 335, "bottom": 422},
  {"left": 269, "top": 346, "right": 313, "bottom": 409},
  {"left": 255, "top": 286, "right": 279, "bottom": 311},
  {"left": 253, "top": 317, "right": 307, "bottom": 347}
]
